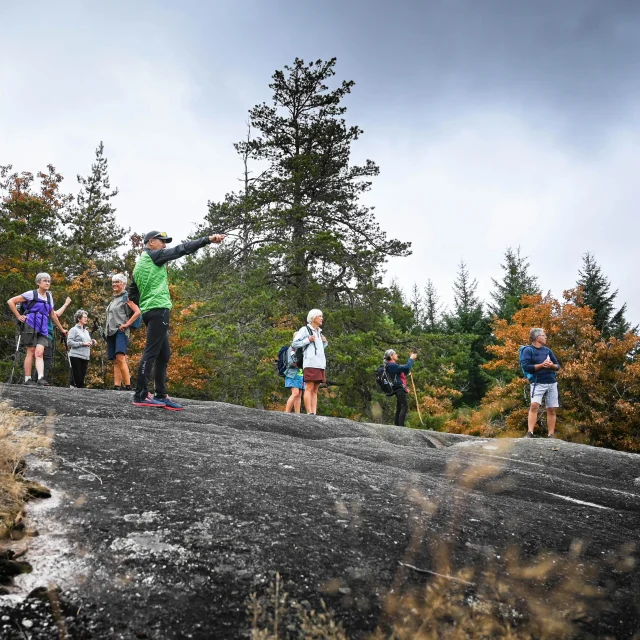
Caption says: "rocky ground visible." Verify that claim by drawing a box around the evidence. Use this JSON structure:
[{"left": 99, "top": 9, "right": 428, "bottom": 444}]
[{"left": 0, "top": 383, "right": 638, "bottom": 639}]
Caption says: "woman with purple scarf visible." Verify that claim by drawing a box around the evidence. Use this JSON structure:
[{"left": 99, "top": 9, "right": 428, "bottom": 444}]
[{"left": 7, "top": 272, "right": 68, "bottom": 386}]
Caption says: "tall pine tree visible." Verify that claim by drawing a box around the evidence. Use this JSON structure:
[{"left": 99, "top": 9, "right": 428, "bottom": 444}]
[
  {"left": 489, "top": 246, "right": 540, "bottom": 321},
  {"left": 203, "top": 58, "right": 410, "bottom": 309},
  {"left": 444, "top": 261, "right": 490, "bottom": 405},
  {"left": 423, "top": 279, "right": 443, "bottom": 333},
  {"left": 63, "top": 142, "right": 127, "bottom": 277},
  {"left": 445, "top": 261, "right": 487, "bottom": 335}
]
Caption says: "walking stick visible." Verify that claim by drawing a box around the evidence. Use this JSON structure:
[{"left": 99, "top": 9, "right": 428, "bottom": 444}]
[
  {"left": 409, "top": 371, "right": 425, "bottom": 427},
  {"left": 62, "top": 333, "right": 77, "bottom": 387},
  {"left": 8, "top": 324, "right": 24, "bottom": 384}
]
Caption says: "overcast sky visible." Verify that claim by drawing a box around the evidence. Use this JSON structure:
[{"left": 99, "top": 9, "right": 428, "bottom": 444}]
[{"left": 2, "top": 0, "right": 639, "bottom": 322}]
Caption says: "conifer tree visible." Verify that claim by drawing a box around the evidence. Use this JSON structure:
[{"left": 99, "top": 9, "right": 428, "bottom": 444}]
[
  {"left": 409, "top": 283, "right": 424, "bottom": 332},
  {"left": 444, "top": 262, "right": 490, "bottom": 404},
  {"left": 575, "top": 252, "right": 631, "bottom": 338},
  {"left": 64, "top": 142, "right": 127, "bottom": 276},
  {"left": 423, "top": 279, "right": 443, "bottom": 333},
  {"left": 489, "top": 246, "right": 540, "bottom": 321},
  {"left": 203, "top": 58, "right": 410, "bottom": 309},
  {"left": 445, "top": 261, "right": 487, "bottom": 335}
]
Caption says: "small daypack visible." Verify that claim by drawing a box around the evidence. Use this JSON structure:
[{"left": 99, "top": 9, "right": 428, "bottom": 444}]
[
  {"left": 17, "top": 290, "right": 53, "bottom": 327},
  {"left": 122, "top": 291, "right": 142, "bottom": 329},
  {"left": 294, "top": 325, "right": 314, "bottom": 369},
  {"left": 277, "top": 346, "right": 292, "bottom": 377},
  {"left": 375, "top": 364, "right": 395, "bottom": 396}
]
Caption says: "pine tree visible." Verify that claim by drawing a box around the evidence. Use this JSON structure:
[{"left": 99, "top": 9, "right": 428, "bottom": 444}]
[
  {"left": 489, "top": 246, "right": 540, "bottom": 321},
  {"left": 203, "top": 58, "right": 410, "bottom": 309},
  {"left": 64, "top": 142, "right": 127, "bottom": 276},
  {"left": 576, "top": 253, "right": 631, "bottom": 338},
  {"left": 423, "top": 279, "right": 443, "bottom": 333},
  {"left": 409, "top": 283, "right": 424, "bottom": 332},
  {"left": 444, "top": 262, "right": 490, "bottom": 405},
  {"left": 445, "top": 261, "right": 486, "bottom": 335}
]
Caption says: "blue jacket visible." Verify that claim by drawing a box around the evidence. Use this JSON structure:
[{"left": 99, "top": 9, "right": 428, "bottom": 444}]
[
  {"left": 521, "top": 345, "right": 560, "bottom": 384},
  {"left": 386, "top": 358, "right": 414, "bottom": 390}
]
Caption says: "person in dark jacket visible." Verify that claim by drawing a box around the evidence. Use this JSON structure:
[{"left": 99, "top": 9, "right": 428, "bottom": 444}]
[
  {"left": 521, "top": 327, "right": 561, "bottom": 438},
  {"left": 129, "top": 230, "right": 225, "bottom": 410},
  {"left": 384, "top": 349, "right": 417, "bottom": 427}
]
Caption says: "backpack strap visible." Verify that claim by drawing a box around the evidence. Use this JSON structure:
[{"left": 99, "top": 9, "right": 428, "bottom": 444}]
[
  {"left": 306, "top": 324, "right": 317, "bottom": 354},
  {"left": 23, "top": 289, "right": 39, "bottom": 313}
]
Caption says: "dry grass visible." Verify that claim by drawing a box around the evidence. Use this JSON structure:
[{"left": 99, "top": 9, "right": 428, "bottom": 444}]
[
  {"left": 0, "top": 400, "right": 53, "bottom": 538},
  {"left": 249, "top": 573, "right": 348, "bottom": 640},
  {"left": 250, "top": 440, "right": 636, "bottom": 639}
]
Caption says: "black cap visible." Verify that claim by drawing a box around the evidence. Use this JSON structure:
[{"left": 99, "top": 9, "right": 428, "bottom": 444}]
[{"left": 144, "top": 230, "right": 173, "bottom": 244}]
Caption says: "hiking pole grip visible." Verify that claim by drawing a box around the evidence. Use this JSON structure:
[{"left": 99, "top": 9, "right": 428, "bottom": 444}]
[{"left": 409, "top": 371, "right": 425, "bottom": 426}]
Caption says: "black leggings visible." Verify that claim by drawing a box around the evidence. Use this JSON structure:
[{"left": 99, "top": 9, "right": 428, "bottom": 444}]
[
  {"left": 69, "top": 357, "right": 89, "bottom": 388},
  {"left": 394, "top": 389, "right": 408, "bottom": 426},
  {"left": 135, "top": 308, "right": 171, "bottom": 400}
]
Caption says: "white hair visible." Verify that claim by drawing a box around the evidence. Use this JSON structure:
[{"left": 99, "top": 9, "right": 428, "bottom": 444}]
[
  {"left": 74, "top": 309, "right": 88, "bottom": 323},
  {"left": 530, "top": 327, "right": 545, "bottom": 343},
  {"left": 307, "top": 308, "right": 323, "bottom": 324},
  {"left": 35, "top": 272, "right": 51, "bottom": 284},
  {"left": 112, "top": 273, "right": 127, "bottom": 285}
]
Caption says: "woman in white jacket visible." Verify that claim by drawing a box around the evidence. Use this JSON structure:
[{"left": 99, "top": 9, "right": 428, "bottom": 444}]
[{"left": 292, "top": 309, "right": 328, "bottom": 416}]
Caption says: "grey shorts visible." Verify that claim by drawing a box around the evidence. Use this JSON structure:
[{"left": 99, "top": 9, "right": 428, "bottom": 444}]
[
  {"left": 21, "top": 327, "right": 49, "bottom": 348},
  {"left": 530, "top": 382, "right": 559, "bottom": 408}
]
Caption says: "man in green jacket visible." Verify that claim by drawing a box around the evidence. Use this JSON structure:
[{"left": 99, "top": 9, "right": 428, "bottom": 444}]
[{"left": 129, "top": 230, "right": 225, "bottom": 410}]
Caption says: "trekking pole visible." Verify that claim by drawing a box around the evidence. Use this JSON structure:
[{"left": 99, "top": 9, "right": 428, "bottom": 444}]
[
  {"left": 62, "top": 333, "right": 77, "bottom": 387},
  {"left": 409, "top": 372, "right": 425, "bottom": 427},
  {"left": 8, "top": 324, "right": 24, "bottom": 384}
]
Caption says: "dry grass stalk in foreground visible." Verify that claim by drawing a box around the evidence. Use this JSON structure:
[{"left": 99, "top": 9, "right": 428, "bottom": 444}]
[
  {"left": 249, "top": 572, "right": 348, "bottom": 640},
  {"left": 250, "top": 441, "right": 635, "bottom": 639},
  {"left": 372, "top": 441, "right": 635, "bottom": 639},
  {"left": 0, "top": 401, "right": 53, "bottom": 538}
]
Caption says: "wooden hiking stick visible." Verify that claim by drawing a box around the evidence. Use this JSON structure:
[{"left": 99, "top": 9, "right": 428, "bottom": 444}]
[{"left": 409, "top": 371, "right": 424, "bottom": 426}]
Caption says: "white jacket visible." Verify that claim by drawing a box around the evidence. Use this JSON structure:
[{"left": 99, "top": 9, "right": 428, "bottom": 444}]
[{"left": 292, "top": 325, "right": 328, "bottom": 370}]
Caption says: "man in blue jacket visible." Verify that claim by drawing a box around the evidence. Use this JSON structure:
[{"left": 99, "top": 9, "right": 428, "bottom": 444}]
[{"left": 521, "top": 328, "right": 561, "bottom": 438}]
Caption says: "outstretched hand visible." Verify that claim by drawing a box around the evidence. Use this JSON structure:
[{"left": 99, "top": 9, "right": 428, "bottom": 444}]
[
  {"left": 209, "top": 234, "right": 226, "bottom": 244},
  {"left": 410, "top": 352, "right": 418, "bottom": 360}
]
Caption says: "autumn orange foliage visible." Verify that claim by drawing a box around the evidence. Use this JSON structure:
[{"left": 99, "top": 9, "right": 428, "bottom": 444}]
[{"left": 446, "top": 293, "right": 640, "bottom": 452}]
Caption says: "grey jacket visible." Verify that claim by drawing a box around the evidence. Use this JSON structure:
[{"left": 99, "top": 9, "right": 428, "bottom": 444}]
[{"left": 67, "top": 325, "right": 92, "bottom": 360}]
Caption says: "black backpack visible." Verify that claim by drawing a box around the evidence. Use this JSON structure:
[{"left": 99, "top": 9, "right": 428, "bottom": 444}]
[
  {"left": 375, "top": 364, "right": 395, "bottom": 396},
  {"left": 295, "top": 325, "right": 314, "bottom": 368},
  {"left": 17, "top": 290, "right": 53, "bottom": 326},
  {"left": 122, "top": 291, "right": 142, "bottom": 329},
  {"left": 277, "top": 345, "right": 292, "bottom": 377}
]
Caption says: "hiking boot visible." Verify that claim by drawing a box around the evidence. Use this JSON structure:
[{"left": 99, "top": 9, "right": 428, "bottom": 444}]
[
  {"left": 24, "top": 379, "right": 36, "bottom": 385},
  {"left": 547, "top": 433, "right": 557, "bottom": 438},
  {"left": 524, "top": 431, "right": 534, "bottom": 438},
  {"left": 155, "top": 396, "right": 183, "bottom": 411},
  {"left": 122, "top": 385, "right": 132, "bottom": 391},
  {"left": 132, "top": 394, "right": 165, "bottom": 408},
  {"left": 37, "top": 378, "right": 50, "bottom": 386},
  {"left": 113, "top": 385, "right": 122, "bottom": 391}
]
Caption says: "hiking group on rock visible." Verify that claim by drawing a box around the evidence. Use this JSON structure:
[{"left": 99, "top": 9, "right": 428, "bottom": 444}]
[{"left": 6, "top": 230, "right": 561, "bottom": 434}]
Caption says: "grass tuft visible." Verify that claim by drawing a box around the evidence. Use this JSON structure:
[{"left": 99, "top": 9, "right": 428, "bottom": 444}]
[{"left": 0, "top": 400, "right": 53, "bottom": 538}]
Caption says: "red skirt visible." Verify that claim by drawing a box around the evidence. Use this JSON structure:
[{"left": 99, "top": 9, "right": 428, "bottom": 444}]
[{"left": 303, "top": 367, "right": 326, "bottom": 383}]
